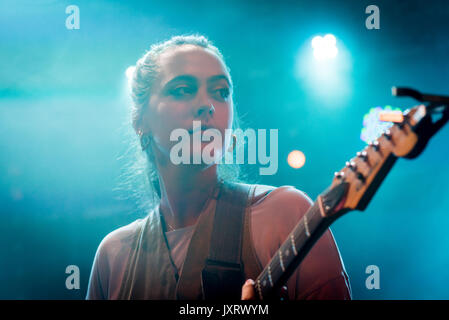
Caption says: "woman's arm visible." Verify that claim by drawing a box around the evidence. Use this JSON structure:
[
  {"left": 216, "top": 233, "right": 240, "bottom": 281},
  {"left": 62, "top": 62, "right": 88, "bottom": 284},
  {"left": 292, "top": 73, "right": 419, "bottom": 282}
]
[{"left": 86, "top": 244, "right": 108, "bottom": 300}]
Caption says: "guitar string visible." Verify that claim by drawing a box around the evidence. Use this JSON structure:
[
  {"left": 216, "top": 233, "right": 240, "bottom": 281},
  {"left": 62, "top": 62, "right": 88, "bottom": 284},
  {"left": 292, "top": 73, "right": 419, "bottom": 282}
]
[
  {"left": 258, "top": 207, "right": 322, "bottom": 294},
  {"left": 258, "top": 221, "right": 306, "bottom": 293}
]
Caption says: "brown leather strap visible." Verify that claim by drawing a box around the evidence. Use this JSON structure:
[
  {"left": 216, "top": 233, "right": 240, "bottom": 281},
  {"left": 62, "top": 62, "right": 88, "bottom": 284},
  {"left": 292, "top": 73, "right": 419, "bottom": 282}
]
[
  {"left": 201, "top": 182, "right": 250, "bottom": 299},
  {"left": 241, "top": 185, "right": 263, "bottom": 280},
  {"left": 176, "top": 182, "right": 262, "bottom": 300},
  {"left": 175, "top": 198, "right": 217, "bottom": 300}
]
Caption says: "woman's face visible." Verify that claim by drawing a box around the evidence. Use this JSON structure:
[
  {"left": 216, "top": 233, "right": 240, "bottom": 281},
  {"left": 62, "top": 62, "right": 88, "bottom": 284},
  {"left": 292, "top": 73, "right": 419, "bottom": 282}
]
[{"left": 141, "top": 44, "right": 234, "bottom": 165}]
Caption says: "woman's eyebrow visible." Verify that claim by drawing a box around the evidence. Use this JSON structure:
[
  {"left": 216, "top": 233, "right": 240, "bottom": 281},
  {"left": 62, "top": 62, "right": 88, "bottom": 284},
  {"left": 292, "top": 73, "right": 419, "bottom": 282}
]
[
  {"left": 163, "top": 75, "right": 198, "bottom": 89},
  {"left": 207, "top": 75, "right": 232, "bottom": 88},
  {"left": 162, "top": 74, "right": 231, "bottom": 91}
]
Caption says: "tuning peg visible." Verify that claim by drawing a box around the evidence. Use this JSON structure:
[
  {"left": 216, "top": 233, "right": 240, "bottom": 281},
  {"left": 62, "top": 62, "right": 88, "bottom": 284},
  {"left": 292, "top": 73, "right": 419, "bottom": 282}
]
[
  {"left": 397, "top": 113, "right": 410, "bottom": 130},
  {"left": 383, "top": 129, "right": 392, "bottom": 140},
  {"left": 334, "top": 171, "right": 345, "bottom": 179},
  {"left": 357, "top": 151, "right": 368, "bottom": 161},
  {"left": 345, "top": 161, "right": 357, "bottom": 171},
  {"left": 356, "top": 172, "right": 366, "bottom": 183},
  {"left": 369, "top": 140, "right": 380, "bottom": 151}
]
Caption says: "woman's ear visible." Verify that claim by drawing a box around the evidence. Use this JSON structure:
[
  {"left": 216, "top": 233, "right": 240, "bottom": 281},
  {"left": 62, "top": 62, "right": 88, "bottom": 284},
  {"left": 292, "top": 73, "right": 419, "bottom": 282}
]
[
  {"left": 140, "top": 133, "right": 152, "bottom": 151},
  {"left": 133, "top": 117, "right": 150, "bottom": 137},
  {"left": 131, "top": 120, "right": 147, "bottom": 150},
  {"left": 133, "top": 120, "right": 152, "bottom": 151},
  {"left": 133, "top": 103, "right": 153, "bottom": 136},
  {"left": 132, "top": 117, "right": 141, "bottom": 136}
]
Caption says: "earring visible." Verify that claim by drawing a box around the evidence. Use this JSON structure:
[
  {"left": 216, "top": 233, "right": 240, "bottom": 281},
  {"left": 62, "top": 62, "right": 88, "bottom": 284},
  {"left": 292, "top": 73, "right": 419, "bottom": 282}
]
[
  {"left": 227, "top": 134, "right": 237, "bottom": 152},
  {"left": 138, "top": 130, "right": 152, "bottom": 151}
]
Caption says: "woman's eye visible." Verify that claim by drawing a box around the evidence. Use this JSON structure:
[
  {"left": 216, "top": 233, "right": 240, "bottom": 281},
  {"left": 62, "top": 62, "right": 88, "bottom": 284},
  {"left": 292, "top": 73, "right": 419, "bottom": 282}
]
[
  {"left": 214, "top": 88, "right": 230, "bottom": 101},
  {"left": 171, "top": 86, "right": 195, "bottom": 98}
]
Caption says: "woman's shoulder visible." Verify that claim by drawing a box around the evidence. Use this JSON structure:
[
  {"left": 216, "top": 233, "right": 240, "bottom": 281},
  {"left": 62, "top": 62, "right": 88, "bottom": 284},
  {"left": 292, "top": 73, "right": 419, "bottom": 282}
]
[
  {"left": 245, "top": 183, "right": 314, "bottom": 226},
  {"left": 249, "top": 183, "right": 313, "bottom": 209},
  {"left": 96, "top": 215, "right": 150, "bottom": 258},
  {"left": 87, "top": 215, "right": 152, "bottom": 299}
]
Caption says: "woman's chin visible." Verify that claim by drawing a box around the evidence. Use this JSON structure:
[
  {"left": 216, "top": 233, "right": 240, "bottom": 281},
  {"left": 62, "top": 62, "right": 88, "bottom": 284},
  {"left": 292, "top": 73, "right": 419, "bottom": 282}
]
[{"left": 189, "top": 147, "right": 222, "bottom": 166}]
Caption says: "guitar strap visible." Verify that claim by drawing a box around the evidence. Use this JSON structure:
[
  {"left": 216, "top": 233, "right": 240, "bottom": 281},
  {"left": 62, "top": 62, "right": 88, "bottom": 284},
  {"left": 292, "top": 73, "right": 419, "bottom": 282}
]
[
  {"left": 176, "top": 181, "right": 260, "bottom": 300},
  {"left": 201, "top": 182, "right": 251, "bottom": 300}
]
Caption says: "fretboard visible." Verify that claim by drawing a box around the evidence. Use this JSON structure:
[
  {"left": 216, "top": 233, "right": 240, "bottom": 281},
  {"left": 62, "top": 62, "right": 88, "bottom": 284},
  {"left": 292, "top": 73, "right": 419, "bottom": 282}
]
[{"left": 253, "top": 186, "right": 346, "bottom": 300}]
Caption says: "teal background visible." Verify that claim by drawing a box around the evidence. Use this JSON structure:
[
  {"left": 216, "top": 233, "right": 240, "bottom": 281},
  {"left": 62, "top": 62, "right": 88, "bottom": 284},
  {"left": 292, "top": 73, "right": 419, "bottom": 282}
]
[{"left": 1, "top": 0, "right": 449, "bottom": 299}]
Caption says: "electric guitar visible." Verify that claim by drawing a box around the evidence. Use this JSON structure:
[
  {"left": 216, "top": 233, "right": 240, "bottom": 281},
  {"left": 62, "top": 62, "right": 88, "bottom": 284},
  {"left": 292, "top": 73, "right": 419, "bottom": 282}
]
[{"left": 254, "top": 87, "right": 449, "bottom": 300}]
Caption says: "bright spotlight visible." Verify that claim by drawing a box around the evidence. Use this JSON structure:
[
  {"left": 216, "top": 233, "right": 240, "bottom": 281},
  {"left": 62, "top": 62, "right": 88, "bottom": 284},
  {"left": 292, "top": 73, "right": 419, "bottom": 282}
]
[
  {"left": 311, "top": 34, "right": 338, "bottom": 61},
  {"left": 287, "top": 150, "right": 306, "bottom": 169},
  {"left": 295, "top": 33, "right": 351, "bottom": 105}
]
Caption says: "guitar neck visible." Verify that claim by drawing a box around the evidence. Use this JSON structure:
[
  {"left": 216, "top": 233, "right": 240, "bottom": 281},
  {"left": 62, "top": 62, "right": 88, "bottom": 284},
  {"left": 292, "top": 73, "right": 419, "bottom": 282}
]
[
  {"left": 253, "top": 100, "right": 449, "bottom": 299},
  {"left": 254, "top": 153, "right": 398, "bottom": 300},
  {"left": 253, "top": 199, "right": 336, "bottom": 299}
]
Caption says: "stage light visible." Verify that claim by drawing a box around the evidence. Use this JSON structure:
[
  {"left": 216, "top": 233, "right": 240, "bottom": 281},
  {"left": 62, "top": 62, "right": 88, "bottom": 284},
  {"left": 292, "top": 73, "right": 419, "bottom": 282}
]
[
  {"left": 311, "top": 34, "right": 338, "bottom": 61},
  {"left": 287, "top": 150, "right": 306, "bottom": 169},
  {"left": 295, "top": 33, "right": 351, "bottom": 105}
]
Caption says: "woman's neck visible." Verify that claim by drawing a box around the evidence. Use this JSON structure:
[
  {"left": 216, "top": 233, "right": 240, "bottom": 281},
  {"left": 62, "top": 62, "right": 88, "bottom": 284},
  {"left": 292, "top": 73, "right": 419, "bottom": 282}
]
[{"left": 155, "top": 156, "right": 219, "bottom": 230}]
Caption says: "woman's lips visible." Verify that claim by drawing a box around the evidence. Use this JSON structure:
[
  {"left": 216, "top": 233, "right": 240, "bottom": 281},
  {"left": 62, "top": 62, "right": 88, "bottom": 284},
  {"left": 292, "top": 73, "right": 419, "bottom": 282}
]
[{"left": 188, "top": 125, "right": 213, "bottom": 134}]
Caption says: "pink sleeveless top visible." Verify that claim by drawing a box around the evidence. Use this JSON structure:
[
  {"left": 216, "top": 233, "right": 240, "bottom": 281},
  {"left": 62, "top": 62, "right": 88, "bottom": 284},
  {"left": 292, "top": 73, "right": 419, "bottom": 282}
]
[{"left": 86, "top": 185, "right": 351, "bottom": 300}]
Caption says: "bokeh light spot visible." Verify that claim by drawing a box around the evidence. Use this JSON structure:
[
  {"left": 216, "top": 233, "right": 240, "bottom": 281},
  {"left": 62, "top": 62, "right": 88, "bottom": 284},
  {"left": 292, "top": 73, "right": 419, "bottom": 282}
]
[
  {"left": 287, "top": 150, "right": 306, "bottom": 169},
  {"left": 361, "top": 105, "right": 402, "bottom": 143}
]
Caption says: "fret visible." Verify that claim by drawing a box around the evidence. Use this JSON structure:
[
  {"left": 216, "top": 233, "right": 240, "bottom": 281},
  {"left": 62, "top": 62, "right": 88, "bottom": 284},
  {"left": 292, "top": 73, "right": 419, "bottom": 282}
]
[
  {"left": 256, "top": 279, "right": 263, "bottom": 299},
  {"left": 290, "top": 234, "right": 298, "bottom": 256},
  {"left": 278, "top": 250, "right": 285, "bottom": 272},
  {"left": 267, "top": 265, "right": 274, "bottom": 287},
  {"left": 255, "top": 198, "right": 333, "bottom": 299},
  {"left": 304, "top": 215, "right": 311, "bottom": 237}
]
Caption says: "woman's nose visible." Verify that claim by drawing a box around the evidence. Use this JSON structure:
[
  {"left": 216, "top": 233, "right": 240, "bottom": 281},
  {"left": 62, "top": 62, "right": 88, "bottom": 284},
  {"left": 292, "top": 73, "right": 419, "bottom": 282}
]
[
  {"left": 195, "top": 103, "right": 215, "bottom": 119},
  {"left": 193, "top": 88, "right": 215, "bottom": 119}
]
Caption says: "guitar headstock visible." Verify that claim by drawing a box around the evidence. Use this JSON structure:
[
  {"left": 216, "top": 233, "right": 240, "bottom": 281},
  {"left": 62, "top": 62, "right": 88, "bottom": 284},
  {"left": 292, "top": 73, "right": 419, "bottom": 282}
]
[{"left": 327, "top": 104, "right": 429, "bottom": 213}]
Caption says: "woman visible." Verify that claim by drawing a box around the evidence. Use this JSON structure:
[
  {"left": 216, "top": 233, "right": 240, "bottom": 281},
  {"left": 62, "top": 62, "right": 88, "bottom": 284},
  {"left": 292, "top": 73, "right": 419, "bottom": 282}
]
[{"left": 86, "top": 34, "right": 351, "bottom": 300}]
